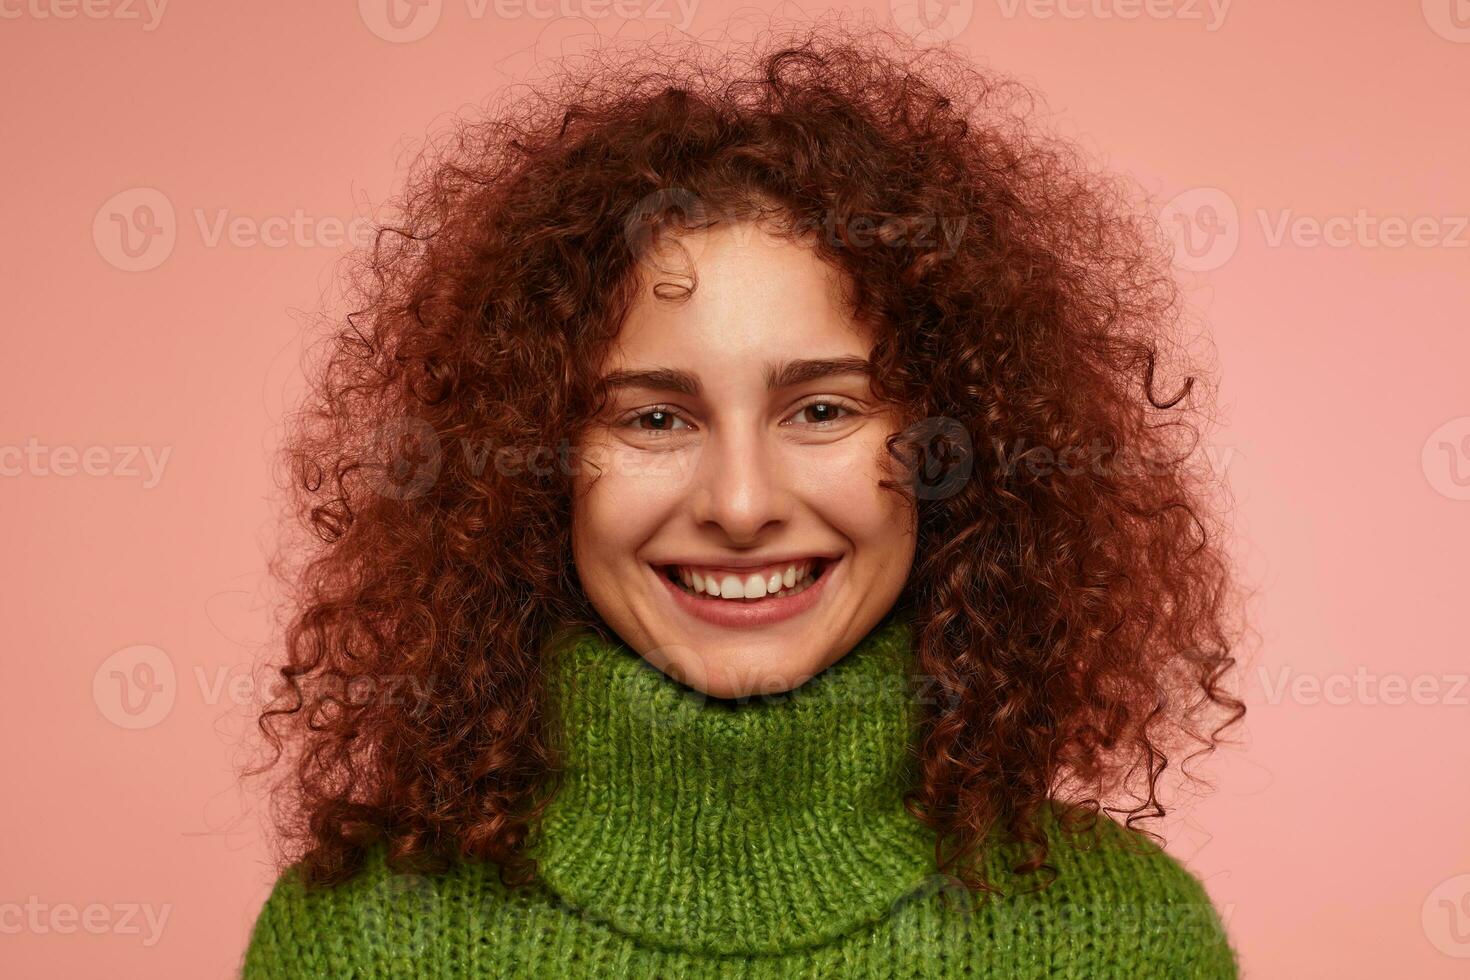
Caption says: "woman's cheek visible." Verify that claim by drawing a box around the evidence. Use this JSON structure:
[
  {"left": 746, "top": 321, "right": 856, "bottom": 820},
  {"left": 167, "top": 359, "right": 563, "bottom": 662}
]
[
  {"left": 576, "top": 442, "right": 689, "bottom": 540},
  {"left": 800, "top": 430, "right": 911, "bottom": 535}
]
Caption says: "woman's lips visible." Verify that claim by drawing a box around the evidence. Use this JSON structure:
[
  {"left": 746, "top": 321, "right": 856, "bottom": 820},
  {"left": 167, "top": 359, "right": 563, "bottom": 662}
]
[{"left": 653, "top": 555, "right": 840, "bottom": 627}]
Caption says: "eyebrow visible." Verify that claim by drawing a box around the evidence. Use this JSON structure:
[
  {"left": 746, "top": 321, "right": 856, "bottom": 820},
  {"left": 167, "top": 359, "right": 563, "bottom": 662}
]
[{"left": 598, "top": 356, "right": 874, "bottom": 397}]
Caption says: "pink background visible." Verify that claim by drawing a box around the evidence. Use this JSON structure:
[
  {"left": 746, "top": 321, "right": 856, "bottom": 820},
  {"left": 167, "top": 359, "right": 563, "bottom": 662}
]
[{"left": 3, "top": 2, "right": 1468, "bottom": 977}]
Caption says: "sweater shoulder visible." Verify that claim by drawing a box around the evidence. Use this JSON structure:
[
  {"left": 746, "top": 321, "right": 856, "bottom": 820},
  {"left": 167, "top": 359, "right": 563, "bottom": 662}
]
[
  {"left": 985, "top": 802, "right": 1239, "bottom": 977},
  {"left": 239, "top": 843, "right": 514, "bottom": 978},
  {"left": 240, "top": 846, "right": 386, "bottom": 979}
]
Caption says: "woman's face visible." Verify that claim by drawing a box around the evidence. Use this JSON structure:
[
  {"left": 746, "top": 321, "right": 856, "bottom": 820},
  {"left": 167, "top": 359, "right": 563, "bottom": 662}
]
[{"left": 570, "top": 220, "right": 918, "bottom": 699}]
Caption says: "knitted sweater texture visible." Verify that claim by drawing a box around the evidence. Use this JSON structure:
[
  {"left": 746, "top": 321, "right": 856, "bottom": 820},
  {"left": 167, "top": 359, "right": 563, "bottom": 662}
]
[{"left": 242, "top": 613, "right": 1238, "bottom": 977}]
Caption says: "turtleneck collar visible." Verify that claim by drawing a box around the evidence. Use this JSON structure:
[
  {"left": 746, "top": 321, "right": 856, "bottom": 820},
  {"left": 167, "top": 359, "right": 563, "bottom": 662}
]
[{"left": 525, "top": 609, "right": 939, "bottom": 957}]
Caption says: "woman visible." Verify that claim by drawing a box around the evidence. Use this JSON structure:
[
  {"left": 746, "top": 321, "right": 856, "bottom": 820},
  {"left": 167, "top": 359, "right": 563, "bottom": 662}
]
[{"left": 243, "top": 20, "right": 1245, "bottom": 977}]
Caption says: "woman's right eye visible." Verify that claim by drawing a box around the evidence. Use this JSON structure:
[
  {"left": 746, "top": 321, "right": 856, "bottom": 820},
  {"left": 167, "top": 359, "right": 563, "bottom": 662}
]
[{"left": 626, "top": 407, "right": 691, "bottom": 433}]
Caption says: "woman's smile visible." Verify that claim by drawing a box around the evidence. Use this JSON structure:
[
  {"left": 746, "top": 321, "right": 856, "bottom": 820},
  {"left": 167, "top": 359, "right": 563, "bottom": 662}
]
[{"left": 650, "top": 553, "right": 843, "bottom": 627}]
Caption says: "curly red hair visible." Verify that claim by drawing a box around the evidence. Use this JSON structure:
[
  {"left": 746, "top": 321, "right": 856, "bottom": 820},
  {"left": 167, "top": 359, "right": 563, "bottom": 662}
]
[{"left": 253, "top": 19, "right": 1246, "bottom": 896}]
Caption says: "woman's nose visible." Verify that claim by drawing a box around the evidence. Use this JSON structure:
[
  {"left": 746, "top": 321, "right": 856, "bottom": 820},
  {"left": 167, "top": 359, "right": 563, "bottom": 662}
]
[{"left": 686, "top": 426, "right": 793, "bottom": 542}]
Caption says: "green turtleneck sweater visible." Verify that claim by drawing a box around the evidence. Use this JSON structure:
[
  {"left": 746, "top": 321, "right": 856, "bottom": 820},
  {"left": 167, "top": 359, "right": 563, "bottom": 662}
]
[{"left": 241, "top": 614, "right": 1238, "bottom": 977}]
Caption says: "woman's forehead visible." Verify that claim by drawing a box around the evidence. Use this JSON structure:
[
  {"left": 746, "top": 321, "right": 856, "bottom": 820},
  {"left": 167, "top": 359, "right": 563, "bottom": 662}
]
[{"left": 610, "top": 225, "right": 870, "bottom": 368}]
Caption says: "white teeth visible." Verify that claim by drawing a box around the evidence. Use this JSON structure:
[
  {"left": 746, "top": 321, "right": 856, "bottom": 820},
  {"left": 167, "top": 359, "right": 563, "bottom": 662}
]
[{"left": 670, "top": 560, "right": 823, "bottom": 601}]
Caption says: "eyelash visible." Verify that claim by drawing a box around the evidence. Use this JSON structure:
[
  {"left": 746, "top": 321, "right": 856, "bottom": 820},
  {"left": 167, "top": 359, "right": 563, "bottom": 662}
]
[{"left": 619, "top": 398, "right": 859, "bottom": 435}]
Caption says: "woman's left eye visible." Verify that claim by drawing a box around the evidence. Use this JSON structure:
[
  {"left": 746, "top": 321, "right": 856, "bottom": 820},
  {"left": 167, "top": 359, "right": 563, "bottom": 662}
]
[{"left": 789, "top": 400, "right": 854, "bottom": 425}]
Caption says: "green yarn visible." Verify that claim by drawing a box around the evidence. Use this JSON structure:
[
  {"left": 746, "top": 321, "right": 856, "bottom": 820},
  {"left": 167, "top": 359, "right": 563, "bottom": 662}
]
[{"left": 242, "top": 612, "right": 1238, "bottom": 977}]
